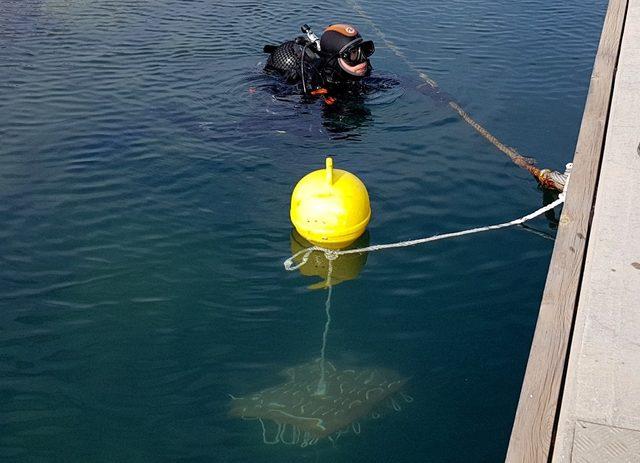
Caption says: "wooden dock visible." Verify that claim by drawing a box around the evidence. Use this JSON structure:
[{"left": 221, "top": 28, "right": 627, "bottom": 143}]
[{"left": 506, "top": 0, "right": 640, "bottom": 461}]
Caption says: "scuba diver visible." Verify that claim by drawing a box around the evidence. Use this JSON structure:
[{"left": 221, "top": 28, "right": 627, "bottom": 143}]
[{"left": 263, "top": 23, "right": 375, "bottom": 101}]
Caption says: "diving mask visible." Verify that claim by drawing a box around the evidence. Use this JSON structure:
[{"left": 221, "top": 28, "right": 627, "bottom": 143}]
[{"left": 339, "top": 40, "right": 375, "bottom": 65}]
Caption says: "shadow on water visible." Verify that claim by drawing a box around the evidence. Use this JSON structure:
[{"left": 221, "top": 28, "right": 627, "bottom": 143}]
[
  {"left": 148, "top": 69, "right": 402, "bottom": 143},
  {"left": 243, "top": 74, "right": 403, "bottom": 141}
]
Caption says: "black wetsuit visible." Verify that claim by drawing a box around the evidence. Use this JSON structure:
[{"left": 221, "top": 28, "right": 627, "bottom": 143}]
[{"left": 263, "top": 37, "right": 371, "bottom": 95}]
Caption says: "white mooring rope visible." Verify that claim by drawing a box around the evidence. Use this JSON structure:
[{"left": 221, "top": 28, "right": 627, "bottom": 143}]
[{"left": 284, "top": 188, "right": 567, "bottom": 272}]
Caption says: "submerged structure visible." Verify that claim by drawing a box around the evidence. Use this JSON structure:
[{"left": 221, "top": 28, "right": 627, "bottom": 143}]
[{"left": 229, "top": 358, "right": 410, "bottom": 446}]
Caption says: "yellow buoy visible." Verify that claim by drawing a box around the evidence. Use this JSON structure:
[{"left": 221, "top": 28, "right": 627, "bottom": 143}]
[{"left": 290, "top": 157, "right": 371, "bottom": 249}]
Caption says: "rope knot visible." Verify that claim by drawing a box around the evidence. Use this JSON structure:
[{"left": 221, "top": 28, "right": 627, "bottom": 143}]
[{"left": 324, "top": 250, "right": 339, "bottom": 261}]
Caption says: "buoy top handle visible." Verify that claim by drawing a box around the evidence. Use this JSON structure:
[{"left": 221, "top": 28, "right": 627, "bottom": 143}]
[{"left": 325, "top": 157, "right": 333, "bottom": 185}]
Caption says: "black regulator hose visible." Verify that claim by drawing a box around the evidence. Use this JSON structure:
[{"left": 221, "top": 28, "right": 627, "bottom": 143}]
[{"left": 301, "top": 43, "right": 309, "bottom": 94}]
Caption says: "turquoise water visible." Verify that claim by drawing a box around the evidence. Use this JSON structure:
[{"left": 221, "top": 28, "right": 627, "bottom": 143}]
[{"left": 1, "top": 0, "right": 606, "bottom": 461}]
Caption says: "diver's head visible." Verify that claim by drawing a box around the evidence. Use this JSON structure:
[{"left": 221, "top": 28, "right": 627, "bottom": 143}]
[{"left": 320, "top": 24, "right": 374, "bottom": 79}]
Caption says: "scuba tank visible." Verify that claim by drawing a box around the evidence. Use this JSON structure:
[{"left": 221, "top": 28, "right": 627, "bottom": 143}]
[{"left": 263, "top": 25, "right": 322, "bottom": 90}]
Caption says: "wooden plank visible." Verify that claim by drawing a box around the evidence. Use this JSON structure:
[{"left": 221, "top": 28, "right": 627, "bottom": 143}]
[
  {"left": 551, "top": 0, "right": 640, "bottom": 459},
  {"left": 505, "top": 0, "right": 628, "bottom": 461}
]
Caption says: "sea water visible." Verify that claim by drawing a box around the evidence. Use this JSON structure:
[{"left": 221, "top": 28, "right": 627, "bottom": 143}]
[{"left": 0, "top": 0, "right": 606, "bottom": 461}]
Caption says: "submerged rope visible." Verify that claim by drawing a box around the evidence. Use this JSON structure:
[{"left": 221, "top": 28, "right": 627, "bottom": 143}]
[
  {"left": 285, "top": 191, "right": 566, "bottom": 271},
  {"left": 347, "top": 0, "right": 568, "bottom": 191},
  {"left": 315, "top": 256, "right": 335, "bottom": 396}
]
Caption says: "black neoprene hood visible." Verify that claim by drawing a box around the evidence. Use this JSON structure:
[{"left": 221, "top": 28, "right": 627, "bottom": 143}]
[{"left": 321, "top": 31, "right": 362, "bottom": 56}]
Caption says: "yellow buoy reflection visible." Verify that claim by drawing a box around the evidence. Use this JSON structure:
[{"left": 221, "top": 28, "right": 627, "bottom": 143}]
[{"left": 290, "top": 229, "right": 369, "bottom": 289}]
